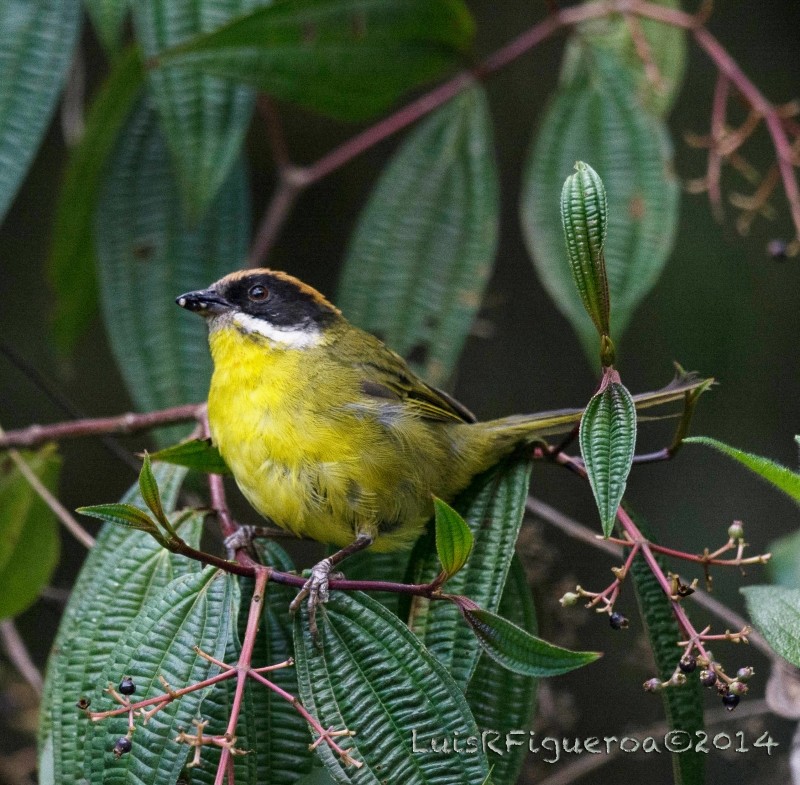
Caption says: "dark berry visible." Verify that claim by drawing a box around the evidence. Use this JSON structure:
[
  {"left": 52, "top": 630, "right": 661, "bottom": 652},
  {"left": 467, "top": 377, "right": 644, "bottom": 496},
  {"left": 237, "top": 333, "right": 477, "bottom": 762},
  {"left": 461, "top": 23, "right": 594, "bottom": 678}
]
[
  {"left": 113, "top": 737, "right": 133, "bottom": 757},
  {"left": 119, "top": 677, "right": 136, "bottom": 696},
  {"left": 609, "top": 612, "right": 629, "bottom": 630},
  {"left": 767, "top": 239, "right": 788, "bottom": 260},
  {"left": 700, "top": 668, "right": 717, "bottom": 687},
  {"left": 679, "top": 654, "right": 697, "bottom": 673},
  {"left": 722, "top": 693, "right": 740, "bottom": 711}
]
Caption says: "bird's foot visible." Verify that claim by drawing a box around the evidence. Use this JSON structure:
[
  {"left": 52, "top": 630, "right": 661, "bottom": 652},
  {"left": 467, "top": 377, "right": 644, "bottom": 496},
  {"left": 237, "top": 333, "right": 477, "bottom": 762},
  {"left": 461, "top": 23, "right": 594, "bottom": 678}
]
[
  {"left": 290, "top": 558, "right": 343, "bottom": 640},
  {"left": 224, "top": 524, "right": 290, "bottom": 559}
]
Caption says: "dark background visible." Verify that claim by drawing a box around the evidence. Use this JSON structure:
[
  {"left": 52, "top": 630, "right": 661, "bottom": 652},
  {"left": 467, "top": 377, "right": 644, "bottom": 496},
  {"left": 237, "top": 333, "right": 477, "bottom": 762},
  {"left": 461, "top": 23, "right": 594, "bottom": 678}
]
[{"left": 1, "top": 2, "right": 799, "bottom": 783}]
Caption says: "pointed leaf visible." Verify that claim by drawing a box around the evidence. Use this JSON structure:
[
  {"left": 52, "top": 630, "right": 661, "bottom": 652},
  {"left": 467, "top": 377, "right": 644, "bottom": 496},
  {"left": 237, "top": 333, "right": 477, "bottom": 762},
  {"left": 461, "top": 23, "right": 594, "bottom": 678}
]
[
  {"left": 339, "top": 84, "right": 498, "bottom": 383},
  {"left": 84, "top": 0, "right": 130, "bottom": 54},
  {"left": 521, "top": 45, "right": 679, "bottom": 360},
  {"left": 579, "top": 375, "right": 637, "bottom": 536},
  {"left": 157, "top": 0, "right": 475, "bottom": 123},
  {"left": 95, "top": 100, "right": 250, "bottom": 446},
  {"left": 84, "top": 568, "right": 240, "bottom": 784},
  {"left": 38, "top": 464, "right": 201, "bottom": 783},
  {"left": 684, "top": 436, "right": 800, "bottom": 502},
  {"left": 134, "top": 0, "right": 265, "bottom": 217},
  {"left": 463, "top": 607, "right": 599, "bottom": 677},
  {"left": 294, "top": 591, "right": 490, "bottom": 784},
  {"left": 566, "top": 0, "right": 686, "bottom": 117},
  {"left": 434, "top": 497, "right": 473, "bottom": 579},
  {"left": 137, "top": 451, "right": 169, "bottom": 527},
  {"left": 75, "top": 502, "right": 159, "bottom": 534},
  {"left": 742, "top": 585, "right": 800, "bottom": 667},
  {"left": 0, "top": 0, "right": 81, "bottom": 223},
  {"left": 150, "top": 438, "right": 231, "bottom": 474},
  {"left": 560, "top": 161, "right": 610, "bottom": 338},
  {"left": 0, "top": 446, "right": 61, "bottom": 620},
  {"left": 48, "top": 45, "right": 145, "bottom": 352},
  {"left": 628, "top": 508, "right": 705, "bottom": 785},
  {"left": 465, "top": 555, "right": 538, "bottom": 785}
]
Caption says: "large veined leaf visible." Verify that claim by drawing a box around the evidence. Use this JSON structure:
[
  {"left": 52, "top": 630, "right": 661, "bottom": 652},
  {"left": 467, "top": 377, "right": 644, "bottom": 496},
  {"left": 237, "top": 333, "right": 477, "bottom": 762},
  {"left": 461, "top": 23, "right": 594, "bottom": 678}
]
[
  {"left": 294, "top": 591, "right": 490, "bottom": 784},
  {"left": 38, "top": 464, "right": 201, "bottom": 783},
  {"left": 48, "top": 45, "right": 145, "bottom": 353},
  {"left": 465, "top": 555, "right": 537, "bottom": 785},
  {"left": 521, "top": 45, "right": 679, "bottom": 361},
  {"left": 134, "top": 0, "right": 266, "bottom": 217},
  {"left": 339, "top": 84, "right": 498, "bottom": 385},
  {"left": 565, "top": 0, "right": 686, "bottom": 117},
  {"left": 155, "top": 0, "right": 474, "bottom": 123},
  {"left": 95, "top": 100, "right": 249, "bottom": 445},
  {"left": 628, "top": 509, "right": 705, "bottom": 785},
  {"left": 84, "top": 568, "right": 240, "bottom": 785},
  {"left": 742, "top": 585, "right": 800, "bottom": 667},
  {"left": 84, "top": 0, "right": 130, "bottom": 54},
  {"left": 0, "top": 0, "right": 81, "bottom": 224},
  {"left": 408, "top": 456, "right": 532, "bottom": 688},
  {"left": 0, "top": 446, "right": 61, "bottom": 620}
]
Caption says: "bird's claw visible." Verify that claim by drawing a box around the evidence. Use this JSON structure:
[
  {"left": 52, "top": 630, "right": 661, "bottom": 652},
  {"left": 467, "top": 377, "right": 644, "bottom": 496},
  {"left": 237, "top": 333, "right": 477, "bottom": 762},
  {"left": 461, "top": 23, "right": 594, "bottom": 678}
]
[{"left": 290, "top": 558, "right": 336, "bottom": 640}]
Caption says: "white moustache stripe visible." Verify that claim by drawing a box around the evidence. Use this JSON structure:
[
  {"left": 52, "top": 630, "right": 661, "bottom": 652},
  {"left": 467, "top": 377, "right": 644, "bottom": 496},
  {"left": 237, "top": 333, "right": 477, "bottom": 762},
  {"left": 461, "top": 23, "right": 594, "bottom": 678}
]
[{"left": 232, "top": 312, "right": 322, "bottom": 349}]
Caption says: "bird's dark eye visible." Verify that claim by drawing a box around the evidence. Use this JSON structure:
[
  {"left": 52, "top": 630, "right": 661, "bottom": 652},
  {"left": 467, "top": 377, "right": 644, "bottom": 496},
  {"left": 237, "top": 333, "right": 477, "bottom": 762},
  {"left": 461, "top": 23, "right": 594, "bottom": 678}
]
[{"left": 248, "top": 284, "right": 269, "bottom": 302}]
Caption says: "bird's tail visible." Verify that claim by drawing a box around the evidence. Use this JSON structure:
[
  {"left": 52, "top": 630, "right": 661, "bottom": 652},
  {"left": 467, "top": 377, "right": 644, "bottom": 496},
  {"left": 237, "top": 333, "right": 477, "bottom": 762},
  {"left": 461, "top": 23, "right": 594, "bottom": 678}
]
[{"left": 479, "top": 368, "right": 713, "bottom": 451}]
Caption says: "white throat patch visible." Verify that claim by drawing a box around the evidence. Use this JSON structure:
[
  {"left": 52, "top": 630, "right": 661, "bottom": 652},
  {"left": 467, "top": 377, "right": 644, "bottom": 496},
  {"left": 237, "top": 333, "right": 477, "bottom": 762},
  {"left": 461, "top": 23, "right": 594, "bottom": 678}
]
[{"left": 230, "top": 312, "right": 322, "bottom": 349}]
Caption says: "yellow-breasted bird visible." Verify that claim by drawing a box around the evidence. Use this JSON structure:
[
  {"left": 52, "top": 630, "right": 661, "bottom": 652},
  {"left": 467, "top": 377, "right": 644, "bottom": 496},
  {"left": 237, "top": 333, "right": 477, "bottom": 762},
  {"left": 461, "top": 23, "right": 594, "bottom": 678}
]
[{"left": 177, "top": 269, "right": 697, "bottom": 619}]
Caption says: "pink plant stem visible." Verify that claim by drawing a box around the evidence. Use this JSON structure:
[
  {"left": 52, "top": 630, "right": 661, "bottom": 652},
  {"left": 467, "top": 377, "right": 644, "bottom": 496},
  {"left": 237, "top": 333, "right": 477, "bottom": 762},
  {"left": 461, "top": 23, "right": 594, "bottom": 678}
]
[
  {"left": 214, "top": 568, "right": 269, "bottom": 785},
  {"left": 0, "top": 402, "right": 206, "bottom": 450},
  {"left": 708, "top": 73, "right": 729, "bottom": 218}
]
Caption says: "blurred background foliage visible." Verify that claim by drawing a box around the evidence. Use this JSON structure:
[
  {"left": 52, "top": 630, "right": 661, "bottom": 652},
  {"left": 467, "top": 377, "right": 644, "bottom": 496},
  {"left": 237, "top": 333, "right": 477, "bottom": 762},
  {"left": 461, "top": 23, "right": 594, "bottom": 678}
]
[{"left": 1, "top": 1, "right": 799, "bottom": 783}]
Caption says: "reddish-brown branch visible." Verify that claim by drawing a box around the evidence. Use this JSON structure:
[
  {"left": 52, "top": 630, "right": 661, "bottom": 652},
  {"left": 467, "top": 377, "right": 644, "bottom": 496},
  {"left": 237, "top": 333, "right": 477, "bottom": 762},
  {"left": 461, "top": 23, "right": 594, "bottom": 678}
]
[{"left": 0, "top": 403, "right": 206, "bottom": 450}]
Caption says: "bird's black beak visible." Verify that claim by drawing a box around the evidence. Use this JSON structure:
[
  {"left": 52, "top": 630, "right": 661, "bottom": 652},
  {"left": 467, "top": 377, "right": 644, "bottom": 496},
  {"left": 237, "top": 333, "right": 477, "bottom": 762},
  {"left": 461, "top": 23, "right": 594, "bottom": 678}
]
[{"left": 176, "top": 288, "right": 230, "bottom": 316}]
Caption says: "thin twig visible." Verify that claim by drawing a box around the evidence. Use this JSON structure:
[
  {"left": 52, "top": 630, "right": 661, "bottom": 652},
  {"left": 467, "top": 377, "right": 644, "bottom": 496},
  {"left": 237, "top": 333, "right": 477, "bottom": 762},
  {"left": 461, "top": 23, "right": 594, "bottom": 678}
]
[
  {"left": 0, "top": 402, "right": 206, "bottom": 450},
  {"left": 708, "top": 73, "right": 729, "bottom": 219},
  {"left": 6, "top": 447, "right": 94, "bottom": 548},
  {"left": 0, "top": 620, "right": 43, "bottom": 695}
]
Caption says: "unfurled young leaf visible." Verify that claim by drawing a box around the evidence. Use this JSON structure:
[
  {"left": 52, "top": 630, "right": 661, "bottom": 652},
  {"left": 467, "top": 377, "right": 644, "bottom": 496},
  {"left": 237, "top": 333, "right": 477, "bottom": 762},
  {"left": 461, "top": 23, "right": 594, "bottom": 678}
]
[
  {"left": 138, "top": 452, "right": 169, "bottom": 527},
  {"left": 434, "top": 496, "right": 474, "bottom": 579},
  {"left": 580, "top": 373, "right": 637, "bottom": 537},
  {"left": 462, "top": 607, "right": 600, "bottom": 677},
  {"left": 561, "top": 161, "right": 610, "bottom": 339},
  {"left": 75, "top": 503, "right": 160, "bottom": 536},
  {"left": 149, "top": 438, "right": 231, "bottom": 474},
  {"left": 684, "top": 436, "right": 800, "bottom": 503}
]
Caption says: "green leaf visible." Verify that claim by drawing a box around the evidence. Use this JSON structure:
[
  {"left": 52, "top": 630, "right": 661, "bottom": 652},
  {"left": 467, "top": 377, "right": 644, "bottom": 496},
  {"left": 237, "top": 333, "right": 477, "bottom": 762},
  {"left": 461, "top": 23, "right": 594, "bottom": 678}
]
[
  {"left": 521, "top": 45, "right": 679, "bottom": 361},
  {"left": 560, "top": 161, "right": 610, "bottom": 339},
  {"left": 742, "top": 585, "right": 800, "bottom": 667},
  {"left": 150, "top": 438, "right": 231, "bottom": 474},
  {"left": 579, "top": 376, "right": 637, "bottom": 536},
  {"left": 48, "top": 45, "right": 145, "bottom": 353},
  {"left": 134, "top": 0, "right": 264, "bottom": 217},
  {"left": 0, "top": 446, "right": 61, "bottom": 620},
  {"left": 0, "top": 0, "right": 81, "bottom": 224},
  {"left": 39, "top": 464, "right": 200, "bottom": 782},
  {"left": 75, "top": 502, "right": 159, "bottom": 534},
  {"left": 294, "top": 590, "right": 491, "bottom": 784},
  {"left": 137, "top": 451, "right": 169, "bottom": 526},
  {"left": 463, "top": 607, "right": 599, "bottom": 677},
  {"left": 566, "top": 0, "right": 686, "bottom": 117},
  {"left": 408, "top": 456, "right": 532, "bottom": 689},
  {"left": 768, "top": 529, "right": 800, "bottom": 589},
  {"left": 684, "top": 436, "right": 800, "bottom": 502},
  {"left": 84, "top": 0, "right": 130, "bottom": 54},
  {"left": 84, "top": 568, "right": 240, "bottom": 785},
  {"left": 156, "top": 0, "right": 475, "bottom": 123},
  {"left": 434, "top": 497, "right": 473, "bottom": 579},
  {"left": 628, "top": 507, "right": 705, "bottom": 785},
  {"left": 95, "top": 100, "right": 250, "bottom": 446},
  {"left": 339, "top": 84, "right": 498, "bottom": 384},
  {"left": 331, "top": 549, "right": 412, "bottom": 618},
  {"left": 465, "top": 555, "right": 537, "bottom": 785}
]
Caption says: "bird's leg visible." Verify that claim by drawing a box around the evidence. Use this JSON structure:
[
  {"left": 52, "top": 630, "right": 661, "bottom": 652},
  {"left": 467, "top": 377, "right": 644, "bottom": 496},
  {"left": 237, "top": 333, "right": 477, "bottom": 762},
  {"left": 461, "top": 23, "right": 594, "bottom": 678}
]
[
  {"left": 224, "top": 523, "right": 294, "bottom": 558},
  {"left": 290, "top": 533, "right": 374, "bottom": 638}
]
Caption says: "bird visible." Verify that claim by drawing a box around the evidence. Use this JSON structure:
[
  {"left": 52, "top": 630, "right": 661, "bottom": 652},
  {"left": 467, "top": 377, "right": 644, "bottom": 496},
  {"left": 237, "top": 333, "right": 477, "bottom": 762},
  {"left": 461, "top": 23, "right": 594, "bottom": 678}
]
[{"left": 177, "top": 268, "right": 694, "bottom": 623}]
